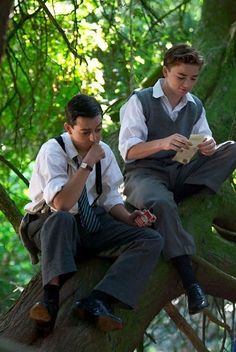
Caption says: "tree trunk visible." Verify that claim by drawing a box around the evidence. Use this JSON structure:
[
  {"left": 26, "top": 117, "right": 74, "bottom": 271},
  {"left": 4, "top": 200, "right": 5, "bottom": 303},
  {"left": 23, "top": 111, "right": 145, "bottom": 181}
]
[
  {"left": 0, "top": 0, "right": 13, "bottom": 62},
  {"left": 193, "top": 0, "right": 236, "bottom": 142},
  {"left": 0, "top": 187, "right": 236, "bottom": 352},
  {"left": 0, "top": 0, "right": 236, "bottom": 350}
]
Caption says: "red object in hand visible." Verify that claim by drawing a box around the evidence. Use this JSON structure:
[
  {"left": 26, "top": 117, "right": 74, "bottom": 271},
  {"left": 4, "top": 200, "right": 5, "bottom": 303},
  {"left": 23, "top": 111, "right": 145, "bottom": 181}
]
[{"left": 134, "top": 209, "right": 156, "bottom": 226}]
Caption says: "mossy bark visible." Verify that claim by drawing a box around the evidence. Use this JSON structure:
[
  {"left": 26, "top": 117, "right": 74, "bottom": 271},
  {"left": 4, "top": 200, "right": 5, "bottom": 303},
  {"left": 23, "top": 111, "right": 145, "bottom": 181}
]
[
  {"left": 0, "top": 185, "right": 236, "bottom": 352},
  {"left": 193, "top": 0, "right": 236, "bottom": 142},
  {"left": 0, "top": 0, "right": 236, "bottom": 351}
]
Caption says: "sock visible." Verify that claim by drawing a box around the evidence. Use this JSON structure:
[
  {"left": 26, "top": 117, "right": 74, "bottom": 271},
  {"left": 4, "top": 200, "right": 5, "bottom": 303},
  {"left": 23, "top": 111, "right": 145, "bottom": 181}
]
[
  {"left": 171, "top": 255, "right": 198, "bottom": 290},
  {"left": 59, "top": 273, "right": 74, "bottom": 288},
  {"left": 174, "top": 184, "right": 205, "bottom": 204},
  {"left": 43, "top": 284, "right": 60, "bottom": 306},
  {"left": 89, "top": 290, "right": 118, "bottom": 306}
]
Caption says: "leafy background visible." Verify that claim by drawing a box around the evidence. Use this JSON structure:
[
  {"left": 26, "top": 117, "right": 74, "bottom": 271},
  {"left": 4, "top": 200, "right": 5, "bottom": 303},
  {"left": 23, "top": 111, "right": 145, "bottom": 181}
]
[{"left": 1, "top": 1, "right": 235, "bottom": 351}]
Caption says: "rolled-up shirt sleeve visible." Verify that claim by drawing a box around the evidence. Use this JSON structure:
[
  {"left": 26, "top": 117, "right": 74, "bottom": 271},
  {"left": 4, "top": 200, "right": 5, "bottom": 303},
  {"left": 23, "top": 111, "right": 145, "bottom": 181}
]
[
  {"left": 34, "top": 141, "right": 70, "bottom": 207},
  {"left": 119, "top": 94, "right": 148, "bottom": 162}
]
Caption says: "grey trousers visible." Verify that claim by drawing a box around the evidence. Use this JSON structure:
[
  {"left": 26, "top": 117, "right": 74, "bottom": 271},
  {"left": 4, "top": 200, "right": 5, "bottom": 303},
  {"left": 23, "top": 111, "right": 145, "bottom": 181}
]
[
  {"left": 124, "top": 142, "right": 236, "bottom": 260},
  {"left": 28, "top": 210, "right": 163, "bottom": 309}
]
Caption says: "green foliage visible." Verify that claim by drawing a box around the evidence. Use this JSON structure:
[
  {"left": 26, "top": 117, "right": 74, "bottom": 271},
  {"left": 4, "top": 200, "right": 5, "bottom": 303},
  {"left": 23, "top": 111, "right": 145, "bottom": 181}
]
[
  {"left": 0, "top": 0, "right": 202, "bottom": 170},
  {"left": 1, "top": 1, "right": 236, "bottom": 350},
  {"left": 0, "top": 213, "right": 37, "bottom": 314}
]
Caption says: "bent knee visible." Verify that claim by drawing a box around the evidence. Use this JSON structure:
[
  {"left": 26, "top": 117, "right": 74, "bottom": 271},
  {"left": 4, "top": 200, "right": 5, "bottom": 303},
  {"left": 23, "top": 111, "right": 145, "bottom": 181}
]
[
  {"left": 219, "top": 141, "right": 236, "bottom": 157},
  {"left": 147, "top": 197, "right": 176, "bottom": 215},
  {"left": 48, "top": 211, "right": 75, "bottom": 224},
  {"left": 42, "top": 211, "right": 76, "bottom": 234},
  {"left": 142, "top": 228, "right": 164, "bottom": 249},
  {"left": 229, "top": 141, "right": 236, "bottom": 157}
]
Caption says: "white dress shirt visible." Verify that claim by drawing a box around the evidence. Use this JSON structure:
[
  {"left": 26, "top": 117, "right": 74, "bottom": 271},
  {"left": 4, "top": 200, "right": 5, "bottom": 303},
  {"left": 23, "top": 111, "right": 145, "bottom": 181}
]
[
  {"left": 25, "top": 132, "right": 124, "bottom": 214},
  {"left": 119, "top": 79, "right": 212, "bottom": 162}
]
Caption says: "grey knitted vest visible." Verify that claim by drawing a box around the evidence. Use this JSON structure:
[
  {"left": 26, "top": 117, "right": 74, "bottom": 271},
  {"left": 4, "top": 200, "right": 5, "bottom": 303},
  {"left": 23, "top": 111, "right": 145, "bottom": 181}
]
[{"left": 125, "top": 87, "right": 203, "bottom": 170}]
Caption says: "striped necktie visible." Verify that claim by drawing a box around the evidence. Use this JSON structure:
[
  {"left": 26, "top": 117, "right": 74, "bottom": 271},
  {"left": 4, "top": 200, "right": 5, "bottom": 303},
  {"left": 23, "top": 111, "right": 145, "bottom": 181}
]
[{"left": 74, "top": 157, "right": 101, "bottom": 233}]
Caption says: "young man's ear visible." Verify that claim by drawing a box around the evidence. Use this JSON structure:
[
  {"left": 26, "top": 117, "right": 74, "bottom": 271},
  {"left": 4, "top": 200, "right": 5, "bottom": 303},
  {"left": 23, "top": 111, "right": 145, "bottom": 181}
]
[
  {"left": 162, "top": 66, "right": 169, "bottom": 77},
  {"left": 64, "top": 122, "right": 73, "bottom": 135}
]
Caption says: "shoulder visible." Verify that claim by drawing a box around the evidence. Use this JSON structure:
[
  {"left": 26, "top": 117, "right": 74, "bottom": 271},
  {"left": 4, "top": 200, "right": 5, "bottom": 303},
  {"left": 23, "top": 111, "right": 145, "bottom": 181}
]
[
  {"left": 38, "top": 138, "right": 64, "bottom": 156},
  {"left": 35, "top": 138, "right": 68, "bottom": 168},
  {"left": 189, "top": 93, "right": 203, "bottom": 107},
  {"left": 135, "top": 87, "right": 153, "bottom": 99},
  {"left": 135, "top": 88, "right": 155, "bottom": 110},
  {"left": 124, "top": 87, "right": 153, "bottom": 105}
]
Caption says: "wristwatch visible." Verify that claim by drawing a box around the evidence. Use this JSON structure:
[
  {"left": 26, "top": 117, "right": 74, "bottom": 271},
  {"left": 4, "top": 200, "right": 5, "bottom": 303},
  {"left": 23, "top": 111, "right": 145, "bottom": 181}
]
[{"left": 80, "top": 162, "right": 93, "bottom": 172}]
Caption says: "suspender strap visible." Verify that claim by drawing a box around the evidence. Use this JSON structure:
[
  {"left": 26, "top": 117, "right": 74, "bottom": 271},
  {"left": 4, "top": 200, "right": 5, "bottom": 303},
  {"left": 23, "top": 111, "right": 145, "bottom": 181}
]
[
  {"left": 95, "top": 161, "right": 102, "bottom": 196},
  {"left": 55, "top": 135, "right": 65, "bottom": 152},
  {"left": 54, "top": 136, "right": 103, "bottom": 199}
]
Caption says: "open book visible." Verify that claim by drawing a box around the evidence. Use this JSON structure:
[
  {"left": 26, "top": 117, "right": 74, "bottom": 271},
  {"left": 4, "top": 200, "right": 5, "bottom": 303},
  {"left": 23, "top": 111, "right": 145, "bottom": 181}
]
[{"left": 172, "top": 134, "right": 205, "bottom": 164}]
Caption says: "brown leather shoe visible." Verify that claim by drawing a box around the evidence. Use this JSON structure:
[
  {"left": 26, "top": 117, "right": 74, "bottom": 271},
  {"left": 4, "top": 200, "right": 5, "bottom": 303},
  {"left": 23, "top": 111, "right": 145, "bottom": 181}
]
[
  {"left": 30, "top": 301, "right": 58, "bottom": 324},
  {"left": 73, "top": 297, "right": 123, "bottom": 332}
]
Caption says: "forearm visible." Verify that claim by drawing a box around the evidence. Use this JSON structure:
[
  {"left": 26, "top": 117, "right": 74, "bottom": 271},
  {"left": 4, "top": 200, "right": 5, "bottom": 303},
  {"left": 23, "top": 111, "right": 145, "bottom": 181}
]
[
  {"left": 127, "top": 133, "right": 193, "bottom": 160},
  {"left": 109, "top": 204, "right": 131, "bottom": 224},
  {"left": 126, "top": 140, "right": 164, "bottom": 160},
  {"left": 53, "top": 168, "right": 90, "bottom": 211}
]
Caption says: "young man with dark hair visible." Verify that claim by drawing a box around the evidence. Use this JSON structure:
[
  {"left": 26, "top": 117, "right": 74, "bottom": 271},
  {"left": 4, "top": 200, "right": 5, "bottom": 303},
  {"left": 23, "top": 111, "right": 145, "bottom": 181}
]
[
  {"left": 119, "top": 43, "right": 236, "bottom": 315},
  {"left": 22, "top": 93, "right": 163, "bottom": 332}
]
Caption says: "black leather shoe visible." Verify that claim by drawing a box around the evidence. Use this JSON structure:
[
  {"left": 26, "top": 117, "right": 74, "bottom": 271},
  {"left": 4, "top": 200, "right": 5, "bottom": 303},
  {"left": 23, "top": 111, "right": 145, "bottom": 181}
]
[
  {"left": 73, "top": 297, "right": 123, "bottom": 332},
  {"left": 30, "top": 300, "right": 58, "bottom": 325},
  {"left": 186, "top": 283, "right": 209, "bottom": 315}
]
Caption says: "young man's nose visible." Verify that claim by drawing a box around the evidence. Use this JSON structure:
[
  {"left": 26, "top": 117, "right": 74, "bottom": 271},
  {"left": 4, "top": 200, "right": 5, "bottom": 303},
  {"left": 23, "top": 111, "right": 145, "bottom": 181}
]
[
  {"left": 89, "top": 132, "right": 98, "bottom": 143},
  {"left": 182, "top": 79, "right": 194, "bottom": 89}
]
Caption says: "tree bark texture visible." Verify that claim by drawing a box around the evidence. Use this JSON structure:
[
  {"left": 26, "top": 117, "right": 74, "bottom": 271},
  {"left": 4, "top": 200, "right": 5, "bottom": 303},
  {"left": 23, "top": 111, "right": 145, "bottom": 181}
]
[
  {"left": 0, "top": 0, "right": 13, "bottom": 62},
  {"left": 0, "top": 187, "right": 236, "bottom": 352},
  {"left": 194, "top": 0, "right": 236, "bottom": 142},
  {"left": 0, "top": 0, "right": 236, "bottom": 351}
]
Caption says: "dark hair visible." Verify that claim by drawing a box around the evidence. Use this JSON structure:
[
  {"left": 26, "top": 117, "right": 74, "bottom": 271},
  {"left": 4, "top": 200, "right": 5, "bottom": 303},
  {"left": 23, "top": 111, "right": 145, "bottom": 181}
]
[
  {"left": 65, "top": 93, "right": 103, "bottom": 126},
  {"left": 164, "top": 43, "right": 204, "bottom": 69}
]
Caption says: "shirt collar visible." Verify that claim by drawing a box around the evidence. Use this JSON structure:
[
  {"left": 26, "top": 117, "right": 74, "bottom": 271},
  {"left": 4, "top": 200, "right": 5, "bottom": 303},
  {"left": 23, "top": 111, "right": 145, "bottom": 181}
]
[{"left": 152, "top": 78, "right": 196, "bottom": 105}]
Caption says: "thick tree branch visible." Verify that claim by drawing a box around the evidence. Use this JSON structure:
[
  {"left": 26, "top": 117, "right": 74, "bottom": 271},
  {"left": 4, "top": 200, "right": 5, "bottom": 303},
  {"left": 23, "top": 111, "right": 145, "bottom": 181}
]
[
  {"left": 0, "top": 155, "right": 29, "bottom": 186},
  {"left": 0, "top": 183, "right": 22, "bottom": 233},
  {"left": 164, "top": 302, "right": 210, "bottom": 352},
  {"left": 192, "top": 256, "right": 236, "bottom": 302},
  {"left": 204, "top": 309, "right": 231, "bottom": 333},
  {"left": 213, "top": 223, "right": 236, "bottom": 243},
  {"left": 0, "top": 337, "right": 35, "bottom": 352},
  {"left": 0, "top": 0, "right": 13, "bottom": 62},
  {"left": 1, "top": 186, "right": 236, "bottom": 350}
]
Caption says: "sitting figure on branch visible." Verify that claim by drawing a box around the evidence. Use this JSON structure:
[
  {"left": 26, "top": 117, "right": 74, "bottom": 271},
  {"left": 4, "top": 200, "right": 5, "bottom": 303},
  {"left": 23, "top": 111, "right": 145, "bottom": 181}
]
[
  {"left": 119, "top": 43, "right": 236, "bottom": 315},
  {"left": 20, "top": 93, "right": 164, "bottom": 334}
]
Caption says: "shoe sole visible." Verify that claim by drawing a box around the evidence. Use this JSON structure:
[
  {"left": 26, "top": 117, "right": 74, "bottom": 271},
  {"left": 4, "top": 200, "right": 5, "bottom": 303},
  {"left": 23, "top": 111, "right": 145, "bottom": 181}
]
[
  {"left": 96, "top": 315, "right": 123, "bottom": 332},
  {"left": 30, "top": 303, "right": 51, "bottom": 323},
  {"left": 189, "top": 303, "right": 209, "bottom": 315},
  {"left": 74, "top": 306, "right": 123, "bottom": 332}
]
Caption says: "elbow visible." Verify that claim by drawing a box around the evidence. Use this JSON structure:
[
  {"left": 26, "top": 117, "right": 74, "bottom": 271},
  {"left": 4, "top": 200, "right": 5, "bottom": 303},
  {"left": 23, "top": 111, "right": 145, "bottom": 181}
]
[
  {"left": 56, "top": 205, "right": 70, "bottom": 212},
  {"left": 126, "top": 143, "right": 143, "bottom": 160},
  {"left": 53, "top": 203, "right": 70, "bottom": 212},
  {"left": 52, "top": 197, "right": 71, "bottom": 212},
  {"left": 126, "top": 149, "right": 134, "bottom": 161}
]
